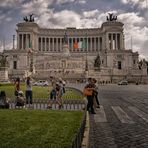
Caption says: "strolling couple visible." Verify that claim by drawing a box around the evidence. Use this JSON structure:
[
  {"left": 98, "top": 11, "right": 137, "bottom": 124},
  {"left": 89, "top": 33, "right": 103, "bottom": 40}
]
[
  {"left": 47, "top": 78, "right": 65, "bottom": 109},
  {"left": 83, "top": 78, "right": 100, "bottom": 114}
]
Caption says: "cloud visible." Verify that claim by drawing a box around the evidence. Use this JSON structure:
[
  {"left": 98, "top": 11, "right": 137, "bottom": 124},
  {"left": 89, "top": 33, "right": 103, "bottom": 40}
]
[
  {"left": 0, "top": 0, "right": 21, "bottom": 8},
  {"left": 21, "top": 0, "right": 54, "bottom": 15},
  {"left": 78, "top": 0, "right": 86, "bottom": 4},
  {"left": 83, "top": 9, "right": 99, "bottom": 18},
  {"left": 119, "top": 12, "right": 144, "bottom": 26},
  {"left": 0, "top": 12, "right": 12, "bottom": 24},
  {"left": 40, "top": 9, "right": 105, "bottom": 29},
  {"left": 56, "top": 0, "right": 76, "bottom": 5},
  {"left": 56, "top": 0, "right": 86, "bottom": 5},
  {"left": 0, "top": 40, "right": 13, "bottom": 52},
  {"left": 37, "top": 10, "right": 81, "bottom": 28},
  {"left": 118, "top": 12, "right": 148, "bottom": 59},
  {"left": 0, "top": 14, "right": 6, "bottom": 21},
  {"left": 121, "top": 0, "right": 148, "bottom": 9}
]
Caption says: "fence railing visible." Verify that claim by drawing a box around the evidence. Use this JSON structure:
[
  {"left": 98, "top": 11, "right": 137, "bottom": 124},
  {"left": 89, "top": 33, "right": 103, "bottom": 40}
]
[
  {"left": 9, "top": 99, "right": 86, "bottom": 110},
  {"left": 71, "top": 111, "right": 86, "bottom": 148}
]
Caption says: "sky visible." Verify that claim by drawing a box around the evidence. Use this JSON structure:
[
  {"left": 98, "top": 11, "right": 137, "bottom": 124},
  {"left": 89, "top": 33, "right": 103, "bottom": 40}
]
[{"left": 0, "top": 0, "right": 148, "bottom": 59}]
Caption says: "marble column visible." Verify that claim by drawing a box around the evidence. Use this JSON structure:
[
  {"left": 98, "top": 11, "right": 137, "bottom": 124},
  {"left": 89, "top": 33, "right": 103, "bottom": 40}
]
[
  {"left": 120, "top": 33, "right": 123, "bottom": 50},
  {"left": 44, "top": 37, "right": 46, "bottom": 51},
  {"left": 100, "top": 37, "right": 102, "bottom": 50},
  {"left": 97, "top": 37, "right": 100, "bottom": 51},
  {"left": 90, "top": 37, "right": 92, "bottom": 52},
  {"left": 106, "top": 33, "right": 109, "bottom": 50},
  {"left": 60, "top": 38, "right": 62, "bottom": 51},
  {"left": 117, "top": 33, "right": 120, "bottom": 50},
  {"left": 56, "top": 37, "right": 58, "bottom": 51},
  {"left": 94, "top": 37, "right": 96, "bottom": 51},
  {"left": 48, "top": 38, "right": 50, "bottom": 51},
  {"left": 115, "top": 33, "right": 118, "bottom": 50},
  {"left": 40, "top": 37, "right": 42, "bottom": 51},
  {"left": 111, "top": 34, "right": 113, "bottom": 50},
  {"left": 53, "top": 38, "right": 54, "bottom": 51},
  {"left": 86, "top": 37, "right": 88, "bottom": 52},
  {"left": 18, "top": 34, "right": 20, "bottom": 49},
  {"left": 22, "top": 34, "right": 24, "bottom": 49}
]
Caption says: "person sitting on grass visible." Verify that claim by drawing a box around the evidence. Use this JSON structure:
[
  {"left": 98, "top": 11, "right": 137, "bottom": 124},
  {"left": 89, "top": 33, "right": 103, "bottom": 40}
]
[
  {"left": 15, "top": 91, "right": 26, "bottom": 108},
  {"left": 0, "top": 91, "right": 9, "bottom": 109}
]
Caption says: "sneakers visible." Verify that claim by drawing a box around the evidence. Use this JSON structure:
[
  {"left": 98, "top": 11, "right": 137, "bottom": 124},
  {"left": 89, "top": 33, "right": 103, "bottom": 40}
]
[
  {"left": 47, "top": 106, "right": 52, "bottom": 109},
  {"left": 59, "top": 105, "right": 63, "bottom": 109},
  {"left": 91, "top": 112, "right": 96, "bottom": 114}
]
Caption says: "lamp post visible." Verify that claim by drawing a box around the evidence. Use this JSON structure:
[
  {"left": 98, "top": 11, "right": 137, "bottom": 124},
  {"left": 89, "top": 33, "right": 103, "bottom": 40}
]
[{"left": 13, "top": 35, "right": 15, "bottom": 49}]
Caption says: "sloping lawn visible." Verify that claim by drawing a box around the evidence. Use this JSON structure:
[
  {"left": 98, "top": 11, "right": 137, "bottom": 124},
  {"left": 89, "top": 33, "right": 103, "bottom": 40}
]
[
  {"left": 0, "top": 84, "right": 83, "bottom": 100},
  {"left": 0, "top": 110, "right": 84, "bottom": 148}
]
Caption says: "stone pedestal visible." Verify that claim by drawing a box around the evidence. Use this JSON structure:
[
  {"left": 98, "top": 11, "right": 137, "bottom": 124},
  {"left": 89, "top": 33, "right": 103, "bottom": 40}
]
[
  {"left": 62, "top": 44, "right": 70, "bottom": 57},
  {"left": 0, "top": 67, "right": 8, "bottom": 80}
]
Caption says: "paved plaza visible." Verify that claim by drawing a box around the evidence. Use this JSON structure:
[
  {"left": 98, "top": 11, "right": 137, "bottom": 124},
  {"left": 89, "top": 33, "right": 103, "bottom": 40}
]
[{"left": 88, "top": 84, "right": 148, "bottom": 148}]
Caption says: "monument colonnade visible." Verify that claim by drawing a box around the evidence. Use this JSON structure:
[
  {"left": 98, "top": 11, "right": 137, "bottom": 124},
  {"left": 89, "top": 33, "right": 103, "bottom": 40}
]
[{"left": 17, "top": 32, "right": 123, "bottom": 52}]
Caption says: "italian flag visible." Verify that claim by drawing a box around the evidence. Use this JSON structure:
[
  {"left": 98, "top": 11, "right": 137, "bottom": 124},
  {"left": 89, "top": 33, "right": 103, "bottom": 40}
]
[
  {"left": 27, "top": 41, "right": 33, "bottom": 54},
  {"left": 73, "top": 39, "right": 87, "bottom": 49}
]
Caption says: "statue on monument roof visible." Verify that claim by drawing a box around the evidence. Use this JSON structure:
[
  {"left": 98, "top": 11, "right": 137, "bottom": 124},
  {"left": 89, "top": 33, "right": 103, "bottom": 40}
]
[
  {"left": 106, "top": 13, "right": 117, "bottom": 21},
  {"left": 23, "top": 14, "right": 34, "bottom": 22},
  {"left": 63, "top": 32, "right": 68, "bottom": 44}
]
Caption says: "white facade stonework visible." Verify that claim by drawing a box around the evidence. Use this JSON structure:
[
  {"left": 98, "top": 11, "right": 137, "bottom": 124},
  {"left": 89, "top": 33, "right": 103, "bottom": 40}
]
[{"left": 4, "top": 15, "right": 148, "bottom": 83}]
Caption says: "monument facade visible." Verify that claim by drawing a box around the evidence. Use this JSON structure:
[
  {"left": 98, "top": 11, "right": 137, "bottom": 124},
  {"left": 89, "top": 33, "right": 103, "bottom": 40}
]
[{"left": 4, "top": 14, "right": 148, "bottom": 83}]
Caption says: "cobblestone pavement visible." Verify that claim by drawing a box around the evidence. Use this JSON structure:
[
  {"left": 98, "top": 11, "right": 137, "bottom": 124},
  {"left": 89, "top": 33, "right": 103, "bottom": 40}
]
[{"left": 89, "top": 85, "right": 148, "bottom": 148}]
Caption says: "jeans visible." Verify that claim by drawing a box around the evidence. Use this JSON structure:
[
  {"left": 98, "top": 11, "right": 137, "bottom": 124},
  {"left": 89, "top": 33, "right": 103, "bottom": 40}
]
[
  {"left": 87, "top": 95, "right": 95, "bottom": 113},
  {"left": 50, "top": 89, "right": 56, "bottom": 100},
  {"left": 25, "top": 90, "right": 32, "bottom": 104}
]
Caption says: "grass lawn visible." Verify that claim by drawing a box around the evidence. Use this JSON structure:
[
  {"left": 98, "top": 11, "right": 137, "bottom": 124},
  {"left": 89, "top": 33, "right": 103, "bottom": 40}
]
[
  {"left": 0, "top": 109, "right": 84, "bottom": 148},
  {"left": 0, "top": 84, "right": 83, "bottom": 100}
]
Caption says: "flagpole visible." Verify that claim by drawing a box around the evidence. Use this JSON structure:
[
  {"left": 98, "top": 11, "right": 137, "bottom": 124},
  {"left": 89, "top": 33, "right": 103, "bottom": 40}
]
[
  {"left": 131, "top": 36, "right": 133, "bottom": 50},
  {"left": 13, "top": 35, "right": 15, "bottom": 49},
  {"left": 85, "top": 33, "right": 88, "bottom": 80},
  {"left": 3, "top": 36, "right": 5, "bottom": 51}
]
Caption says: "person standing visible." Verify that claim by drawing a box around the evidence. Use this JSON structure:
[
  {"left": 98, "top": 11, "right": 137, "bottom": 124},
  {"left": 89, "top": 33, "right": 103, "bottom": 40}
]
[
  {"left": 14, "top": 77, "right": 21, "bottom": 97},
  {"left": 0, "top": 91, "right": 9, "bottom": 109},
  {"left": 56, "top": 83, "right": 63, "bottom": 109},
  {"left": 14, "top": 77, "right": 22, "bottom": 107},
  {"left": 50, "top": 78, "right": 57, "bottom": 100},
  {"left": 83, "top": 83, "right": 96, "bottom": 114},
  {"left": 47, "top": 78, "right": 57, "bottom": 109},
  {"left": 91, "top": 78, "right": 100, "bottom": 108},
  {"left": 25, "top": 76, "right": 33, "bottom": 105}
]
